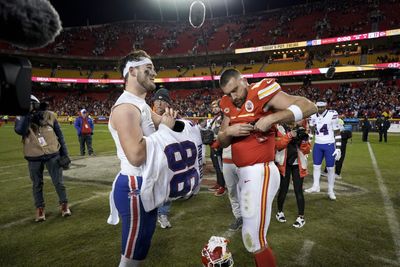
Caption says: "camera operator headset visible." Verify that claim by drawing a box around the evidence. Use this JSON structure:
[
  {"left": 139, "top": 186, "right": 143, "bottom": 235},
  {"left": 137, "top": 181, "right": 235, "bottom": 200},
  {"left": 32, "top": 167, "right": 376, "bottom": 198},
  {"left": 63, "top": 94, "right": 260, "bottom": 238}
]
[
  {"left": 14, "top": 95, "right": 71, "bottom": 222},
  {"left": 274, "top": 120, "right": 311, "bottom": 228}
]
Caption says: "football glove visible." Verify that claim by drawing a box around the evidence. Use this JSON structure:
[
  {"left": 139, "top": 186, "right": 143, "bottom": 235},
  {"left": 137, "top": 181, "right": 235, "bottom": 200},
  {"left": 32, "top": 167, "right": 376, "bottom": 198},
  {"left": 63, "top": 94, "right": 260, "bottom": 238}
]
[{"left": 332, "top": 148, "right": 341, "bottom": 161}]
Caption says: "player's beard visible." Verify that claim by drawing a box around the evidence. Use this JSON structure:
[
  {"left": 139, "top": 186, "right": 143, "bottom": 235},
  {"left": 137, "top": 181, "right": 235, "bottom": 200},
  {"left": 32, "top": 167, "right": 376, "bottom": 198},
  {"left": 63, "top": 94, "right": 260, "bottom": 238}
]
[
  {"left": 233, "top": 90, "right": 247, "bottom": 108},
  {"left": 137, "top": 69, "right": 156, "bottom": 92}
]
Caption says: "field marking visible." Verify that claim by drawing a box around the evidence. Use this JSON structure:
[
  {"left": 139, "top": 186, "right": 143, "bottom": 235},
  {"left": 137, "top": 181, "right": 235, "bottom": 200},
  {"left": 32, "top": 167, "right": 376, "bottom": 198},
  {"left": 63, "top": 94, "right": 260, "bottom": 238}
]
[
  {"left": 0, "top": 163, "right": 26, "bottom": 170},
  {"left": 171, "top": 210, "right": 186, "bottom": 222},
  {"left": 0, "top": 176, "right": 26, "bottom": 183},
  {"left": 371, "top": 255, "right": 400, "bottom": 266},
  {"left": 296, "top": 240, "right": 315, "bottom": 266},
  {"left": 367, "top": 142, "right": 400, "bottom": 264},
  {"left": 0, "top": 192, "right": 108, "bottom": 230}
]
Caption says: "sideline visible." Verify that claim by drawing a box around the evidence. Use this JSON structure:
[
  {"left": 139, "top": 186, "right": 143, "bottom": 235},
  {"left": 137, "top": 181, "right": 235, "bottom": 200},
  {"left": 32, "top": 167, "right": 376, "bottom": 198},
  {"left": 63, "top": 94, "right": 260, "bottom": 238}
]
[{"left": 367, "top": 142, "right": 400, "bottom": 265}]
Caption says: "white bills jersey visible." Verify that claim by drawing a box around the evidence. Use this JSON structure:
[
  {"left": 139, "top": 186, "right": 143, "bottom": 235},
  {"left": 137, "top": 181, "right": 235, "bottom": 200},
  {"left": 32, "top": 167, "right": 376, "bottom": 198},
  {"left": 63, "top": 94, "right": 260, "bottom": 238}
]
[
  {"left": 140, "top": 120, "right": 203, "bottom": 212},
  {"left": 309, "top": 110, "right": 340, "bottom": 144}
]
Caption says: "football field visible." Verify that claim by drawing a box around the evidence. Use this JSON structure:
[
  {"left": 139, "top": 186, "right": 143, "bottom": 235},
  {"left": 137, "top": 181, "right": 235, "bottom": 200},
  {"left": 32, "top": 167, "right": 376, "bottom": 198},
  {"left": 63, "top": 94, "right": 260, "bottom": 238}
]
[{"left": 0, "top": 123, "right": 399, "bottom": 267}]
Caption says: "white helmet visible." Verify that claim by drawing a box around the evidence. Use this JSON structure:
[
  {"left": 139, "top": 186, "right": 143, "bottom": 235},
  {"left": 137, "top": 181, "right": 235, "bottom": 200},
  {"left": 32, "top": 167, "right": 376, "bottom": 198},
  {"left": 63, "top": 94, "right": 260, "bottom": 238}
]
[{"left": 201, "top": 236, "right": 234, "bottom": 267}]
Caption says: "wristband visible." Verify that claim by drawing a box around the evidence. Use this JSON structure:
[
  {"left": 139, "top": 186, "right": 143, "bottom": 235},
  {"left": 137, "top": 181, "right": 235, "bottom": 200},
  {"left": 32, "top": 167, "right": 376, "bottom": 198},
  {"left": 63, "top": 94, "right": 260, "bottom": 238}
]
[{"left": 287, "top": 104, "right": 303, "bottom": 122}]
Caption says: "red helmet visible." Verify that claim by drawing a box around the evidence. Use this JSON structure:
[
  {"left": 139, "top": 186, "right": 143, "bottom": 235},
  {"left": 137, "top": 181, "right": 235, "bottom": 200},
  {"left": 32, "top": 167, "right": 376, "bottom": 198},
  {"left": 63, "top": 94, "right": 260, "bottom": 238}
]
[{"left": 201, "top": 236, "right": 234, "bottom": 267}]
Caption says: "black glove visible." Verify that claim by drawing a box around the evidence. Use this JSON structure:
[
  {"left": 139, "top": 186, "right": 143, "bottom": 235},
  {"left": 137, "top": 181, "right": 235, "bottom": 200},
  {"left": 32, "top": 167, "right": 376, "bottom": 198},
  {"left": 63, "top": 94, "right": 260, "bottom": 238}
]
[
  {"left": 200, "top": 129, "right": 215, "bottom": 145},
  {"left": 58, "top": 155, "right": 71, "bottom": 170}
]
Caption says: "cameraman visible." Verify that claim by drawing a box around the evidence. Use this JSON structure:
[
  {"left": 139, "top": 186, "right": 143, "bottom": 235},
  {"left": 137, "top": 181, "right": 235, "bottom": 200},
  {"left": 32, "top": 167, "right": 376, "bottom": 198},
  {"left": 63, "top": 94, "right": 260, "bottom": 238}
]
[
  {"left": 274, "top": 121, "right": 311, "bottom": 228},
  {"left": 14, "top": 95, "right": 71, "bottom": 222}
]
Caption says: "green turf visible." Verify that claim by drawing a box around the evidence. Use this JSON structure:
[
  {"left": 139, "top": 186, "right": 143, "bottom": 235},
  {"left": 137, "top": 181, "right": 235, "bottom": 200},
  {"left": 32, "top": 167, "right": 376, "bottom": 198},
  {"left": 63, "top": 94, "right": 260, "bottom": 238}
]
[{"left": 0, "top": 124, "right": 399, "bottom": 266}]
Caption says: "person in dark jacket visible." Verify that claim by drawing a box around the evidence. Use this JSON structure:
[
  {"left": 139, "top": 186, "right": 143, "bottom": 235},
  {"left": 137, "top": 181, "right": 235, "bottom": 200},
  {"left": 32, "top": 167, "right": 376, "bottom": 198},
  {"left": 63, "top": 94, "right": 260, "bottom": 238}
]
[
  {"left": 14, "top": 95, "right": 71, "bottom": 222},
  {"left": 381, "top": 116, "right": 391, "bottom": 142},
  {"left": 74, "top": 109, "right": 94, "bottom": 156},
  {"left": 361, "top": 116, "right": 371, "bottom": 142}
]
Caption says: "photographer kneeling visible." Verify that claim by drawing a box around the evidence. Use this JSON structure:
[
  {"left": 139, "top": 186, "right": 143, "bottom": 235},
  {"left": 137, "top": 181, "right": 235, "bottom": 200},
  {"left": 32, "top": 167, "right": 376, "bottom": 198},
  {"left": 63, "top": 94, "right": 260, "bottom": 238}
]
[
  {"left": 15, "top": 95, "right": 71, "bottom": 222},
  {"left": 274, "top": 121, "right": 311, "bottom": 228}
]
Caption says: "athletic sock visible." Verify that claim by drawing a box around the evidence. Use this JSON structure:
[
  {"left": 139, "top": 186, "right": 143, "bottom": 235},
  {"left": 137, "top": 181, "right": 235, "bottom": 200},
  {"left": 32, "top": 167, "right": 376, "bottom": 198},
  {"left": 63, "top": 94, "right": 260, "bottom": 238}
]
[{"left": 254, "top": 247, "right": 276, "bottom": 267}]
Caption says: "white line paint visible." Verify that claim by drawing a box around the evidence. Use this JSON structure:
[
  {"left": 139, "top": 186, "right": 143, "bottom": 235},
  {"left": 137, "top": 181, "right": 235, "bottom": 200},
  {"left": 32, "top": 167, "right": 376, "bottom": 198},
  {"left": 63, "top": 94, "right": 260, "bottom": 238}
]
[
  {"left": 296, "top": 240, "right": 315, "bottom": 266},
  {"left": 0, "top": 163, "right": 26, "bottom": 170},
  {"left": 0, "top": 176, "right": 26, "bottom": 183},
  {"left": 371, "top": 255, "right": 400, "bottom": 266},
  {"left": 0, "top": 192, "right": 108, "bottom": 230},
  {"left": 367, "top": 142, "right": 400, "bottom": 264},
  {"left": 171, "top": 210, "right": 186, "bottom": 222}
]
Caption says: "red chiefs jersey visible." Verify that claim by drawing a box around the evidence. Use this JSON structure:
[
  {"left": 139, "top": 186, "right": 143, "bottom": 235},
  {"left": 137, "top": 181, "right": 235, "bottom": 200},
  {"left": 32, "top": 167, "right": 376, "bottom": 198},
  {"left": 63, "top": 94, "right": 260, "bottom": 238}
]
[{"left": 219, "top": 78, "right": 281, "bottom": 167}]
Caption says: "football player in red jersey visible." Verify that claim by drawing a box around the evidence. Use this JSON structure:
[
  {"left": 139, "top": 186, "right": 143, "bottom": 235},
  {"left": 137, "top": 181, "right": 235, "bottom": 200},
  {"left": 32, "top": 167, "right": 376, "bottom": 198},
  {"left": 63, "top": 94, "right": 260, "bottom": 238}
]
[{"left": 217, "top": 69, "right": 317, "bottom": 267}]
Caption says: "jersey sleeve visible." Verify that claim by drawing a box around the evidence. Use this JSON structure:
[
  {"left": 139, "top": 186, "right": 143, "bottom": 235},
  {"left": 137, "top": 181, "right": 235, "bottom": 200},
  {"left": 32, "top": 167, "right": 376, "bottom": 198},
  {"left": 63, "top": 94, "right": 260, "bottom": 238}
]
[
  {"left": 309, "top": 115, "right": 316, "bottom": 127},
  {"left": 252, "top": 79, "right": 282, "bottom": 107},
  {"left": 219, "top": 95, "right": 231, "bottom": 117},
  {"left": 331, "top": 110, "right": 340, "bottom": 131}
]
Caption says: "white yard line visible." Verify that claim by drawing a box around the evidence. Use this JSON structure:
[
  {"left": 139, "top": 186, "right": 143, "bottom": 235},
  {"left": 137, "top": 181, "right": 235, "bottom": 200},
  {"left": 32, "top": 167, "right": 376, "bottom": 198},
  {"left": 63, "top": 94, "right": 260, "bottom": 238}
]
[
  {"left": 171, "top": 210, "right": 186, "bottom": 222},
  {"left": 296, "top": 240, "right": 315, "bottom": 266},
  {"left": 0, "top": 192, "right": 108, "bottom": 230},
  {"left": 0, "top": 163, "right": 26, "bottom": 170},
  {"left": 0, "top": 176, "right": 26, "bottom": 183},
  {"left": 367, "top": 142, "right": 400, "bottom": 264}
]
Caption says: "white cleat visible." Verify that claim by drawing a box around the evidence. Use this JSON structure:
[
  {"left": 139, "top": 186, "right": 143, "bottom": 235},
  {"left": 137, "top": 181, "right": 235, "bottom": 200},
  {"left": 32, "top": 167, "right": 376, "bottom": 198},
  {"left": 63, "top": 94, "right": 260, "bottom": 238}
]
[
  {"left": 328, "top": 192, "right": 337, "bottom": 200},
  {"left": 305, "top": 186, "right": 320, "bottom": 193},
  {"left": 335, "top": 174, "right": 342, "bottom": 179}
]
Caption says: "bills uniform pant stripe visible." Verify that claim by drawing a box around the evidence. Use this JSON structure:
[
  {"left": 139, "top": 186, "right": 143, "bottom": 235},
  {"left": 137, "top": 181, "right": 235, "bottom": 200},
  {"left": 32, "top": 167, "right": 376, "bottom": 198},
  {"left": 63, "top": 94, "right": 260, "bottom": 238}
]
[
  {"left": 124, "top": 176, "right": 140, "bottom": 258},
  {"left": 259, "top": 163, "right": 270, "bottom": 248}
]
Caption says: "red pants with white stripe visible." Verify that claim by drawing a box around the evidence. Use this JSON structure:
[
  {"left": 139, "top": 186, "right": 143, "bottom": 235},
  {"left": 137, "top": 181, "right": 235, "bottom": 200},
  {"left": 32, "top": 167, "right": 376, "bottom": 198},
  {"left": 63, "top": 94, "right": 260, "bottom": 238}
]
[{"left": 237, "top": 162, "right": 280, "bottom": 252}]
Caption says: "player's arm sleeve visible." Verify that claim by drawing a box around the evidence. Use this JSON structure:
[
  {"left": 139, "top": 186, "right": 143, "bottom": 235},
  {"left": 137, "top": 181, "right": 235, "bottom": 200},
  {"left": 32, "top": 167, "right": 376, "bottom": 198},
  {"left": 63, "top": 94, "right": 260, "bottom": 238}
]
[{"left": 331, "top": 111, "right": 341, "bottom": 131}]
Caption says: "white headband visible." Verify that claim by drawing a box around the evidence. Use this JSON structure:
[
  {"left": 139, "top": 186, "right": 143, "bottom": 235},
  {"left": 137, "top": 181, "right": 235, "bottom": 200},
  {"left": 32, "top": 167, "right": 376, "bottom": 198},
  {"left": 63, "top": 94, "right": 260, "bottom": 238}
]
[
  {"left": 123, "top": 58, "right": 153, "bottom": 78},
  {"left": 316, "top": 101, "right": 327, "bottom": 107}
]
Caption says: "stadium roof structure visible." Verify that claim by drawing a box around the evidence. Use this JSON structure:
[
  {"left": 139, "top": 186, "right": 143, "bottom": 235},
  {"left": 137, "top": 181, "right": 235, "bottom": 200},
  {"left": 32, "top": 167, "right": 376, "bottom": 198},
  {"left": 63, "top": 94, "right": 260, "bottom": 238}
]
[{"left": 50, "top": 0, "right": 310, "bottom": 27}]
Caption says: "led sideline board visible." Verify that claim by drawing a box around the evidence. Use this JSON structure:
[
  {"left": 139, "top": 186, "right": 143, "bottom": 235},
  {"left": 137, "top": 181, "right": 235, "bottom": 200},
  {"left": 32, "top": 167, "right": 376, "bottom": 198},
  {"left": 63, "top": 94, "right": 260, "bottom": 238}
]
[
  {"left": 31, "top": 62, "right": 400, "bottom": 84},
  {"left": 235, "top": 28, "right": 400, "bottom": 54}
]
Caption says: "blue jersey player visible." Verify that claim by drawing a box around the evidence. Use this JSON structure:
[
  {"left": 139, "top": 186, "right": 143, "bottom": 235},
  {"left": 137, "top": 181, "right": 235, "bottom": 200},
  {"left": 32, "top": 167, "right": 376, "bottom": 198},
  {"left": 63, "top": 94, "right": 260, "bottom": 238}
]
[{"left": 305, "top": 101, "right": 341, "bottom": 200}]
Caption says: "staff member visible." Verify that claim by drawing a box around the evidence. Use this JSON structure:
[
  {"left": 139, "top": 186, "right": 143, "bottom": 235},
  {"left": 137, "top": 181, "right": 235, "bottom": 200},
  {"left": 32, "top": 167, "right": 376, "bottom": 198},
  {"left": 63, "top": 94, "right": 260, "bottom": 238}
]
[{"left": 74, "top": 109, "right": 94, "bottom": 156}]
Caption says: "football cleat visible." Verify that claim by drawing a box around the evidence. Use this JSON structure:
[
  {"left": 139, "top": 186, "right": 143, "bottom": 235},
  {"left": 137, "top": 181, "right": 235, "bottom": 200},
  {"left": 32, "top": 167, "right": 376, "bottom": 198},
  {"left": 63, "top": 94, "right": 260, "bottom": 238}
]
[
  {"left": 328, "top": 192, "right": 337, "bottom": 200},
  {"left": 305, "top": 186, "right": 320, "bottom": 193},
  {"left": 201, "top": 236, "right": 234, "bottom": 267}
]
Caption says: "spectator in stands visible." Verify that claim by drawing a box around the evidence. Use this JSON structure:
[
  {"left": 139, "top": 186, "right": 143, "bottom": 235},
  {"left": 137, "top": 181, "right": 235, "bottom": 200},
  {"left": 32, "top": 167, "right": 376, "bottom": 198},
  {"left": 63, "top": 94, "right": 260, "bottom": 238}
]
[
  {"left": 361, "top": 116, "right": 371, "bottom": 142},
  {"left": 74, "top": 109, "right": 95, "bottom": 156},
  {"left": 152, "top": 88, "right": 173, "bottom": 229},
  {"left": 14, "top": 95, "right": 71, "bottom": 222}
]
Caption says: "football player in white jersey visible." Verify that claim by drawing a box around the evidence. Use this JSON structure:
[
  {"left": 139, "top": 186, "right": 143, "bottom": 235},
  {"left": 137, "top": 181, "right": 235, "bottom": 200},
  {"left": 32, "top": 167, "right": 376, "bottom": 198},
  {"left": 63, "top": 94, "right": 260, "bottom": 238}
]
[
  {"left": 305, "top": 101, "right": 341, "bottom": 200},
  {"left": 108, "top": 50, "right": 177, "bottom": 267}
]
